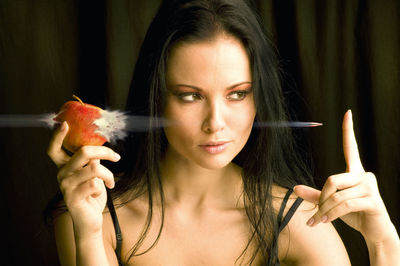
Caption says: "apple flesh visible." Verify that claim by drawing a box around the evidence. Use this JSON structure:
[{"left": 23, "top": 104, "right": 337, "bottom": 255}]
[{"left": 53, "top": 95, "right": 107, "bottom": 152}]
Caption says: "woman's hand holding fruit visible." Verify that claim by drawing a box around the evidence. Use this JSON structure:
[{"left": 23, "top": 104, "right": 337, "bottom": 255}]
[{"left": 47, "top": 121, "right": 120, "bottom": 237}]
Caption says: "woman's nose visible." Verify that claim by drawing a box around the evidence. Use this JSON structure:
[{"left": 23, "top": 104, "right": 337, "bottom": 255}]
[{"left": 201, "top": 100, "right": 226, "bottom": 134}]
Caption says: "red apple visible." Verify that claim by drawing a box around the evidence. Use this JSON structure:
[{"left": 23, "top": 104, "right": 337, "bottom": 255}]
[{"left": 53, "top": 95, "right": 107, "bottom": 152}]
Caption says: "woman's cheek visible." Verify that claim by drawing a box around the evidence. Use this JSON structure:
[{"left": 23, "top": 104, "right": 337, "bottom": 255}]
[
  {"left": 232, "top": 103, "right": 256, "bottom": 133},
  {"left": 164, "top": 114, "right": 197, "bottom": 148}
]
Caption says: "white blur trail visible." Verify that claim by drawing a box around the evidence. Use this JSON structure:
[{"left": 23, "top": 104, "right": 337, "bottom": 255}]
[
  {"left": 0, "top": 111, "right": 171, "bottom": 144},
  {"left": 0, "top": 113, "right": 58, "bottom": 128},
  {"left": 0, "top": 111, "right": 322, "bottom": 143}
]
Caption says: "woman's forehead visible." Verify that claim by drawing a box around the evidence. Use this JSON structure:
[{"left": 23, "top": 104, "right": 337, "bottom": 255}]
[{"left": 166, "top": 35, "right": 251, "bottom": 88}]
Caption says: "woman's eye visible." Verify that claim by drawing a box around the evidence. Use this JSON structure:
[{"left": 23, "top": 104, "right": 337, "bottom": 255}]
[
  {"left": 227, "top": 90, "right": 249, "bottom": 101},
  {"left": 178, "top": 92, "right": 202, "bottom": 102}
]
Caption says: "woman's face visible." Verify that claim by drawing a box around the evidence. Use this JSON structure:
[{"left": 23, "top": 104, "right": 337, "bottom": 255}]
[{"left": 164, "top": 35, "right": 256, "bottom": 169}]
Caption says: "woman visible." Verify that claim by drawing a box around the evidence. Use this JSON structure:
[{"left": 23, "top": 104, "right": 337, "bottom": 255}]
[{"left": 47, "top": 0, "right": 399, "bottom": 265}]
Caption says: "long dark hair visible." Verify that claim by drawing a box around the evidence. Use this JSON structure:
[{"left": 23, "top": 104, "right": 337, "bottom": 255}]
[
  {"left": 106, "top": 0, "right": 315, "bottom": 265},
  {"left": 46, "top": 0, "right": 315, "bottom": 265}
]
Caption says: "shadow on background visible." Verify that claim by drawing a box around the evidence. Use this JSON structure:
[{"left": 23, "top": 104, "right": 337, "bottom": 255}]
[{"left": 0, "top": 1, "right": 398, "bottom": 265}]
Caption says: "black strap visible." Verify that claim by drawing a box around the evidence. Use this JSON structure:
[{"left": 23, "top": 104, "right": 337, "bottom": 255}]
[
  {"left": 277, "top": 188, "right": 303, "bottom": 232},
  {"left": 105, "top": 188, "right": 301, "bottom": 266},
  {"left": 106, "top": 190, "right": 123, "bottom": 265},
  {"left": 277, "top": 188, "right": 292, "bottom": 225},
  {"left": 273, "top": 188, "right": 304, "bottom": 266}
]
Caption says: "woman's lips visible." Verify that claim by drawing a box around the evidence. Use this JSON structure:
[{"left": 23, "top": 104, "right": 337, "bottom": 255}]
[{"left": 199, "top": 142, "right": 230, "bottom": 154}]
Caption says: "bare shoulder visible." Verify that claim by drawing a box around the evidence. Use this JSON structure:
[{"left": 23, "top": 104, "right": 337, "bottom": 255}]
[
  {"left": 272, "top": 185, "right": 351, "bottom": 266},
  {"left": 102, "top": 194, "right": 148, "bottom": 250},
  {"left": 271, "top": 184, "right": 316, "bottom": 215},
  {"left": 103, "top": 194, "right": 154, "bottom": 260}
]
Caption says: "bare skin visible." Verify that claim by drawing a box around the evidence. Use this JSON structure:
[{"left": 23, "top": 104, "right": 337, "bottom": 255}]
[{"left": 48, "top": 35, "right": 399, "bottom": 266}]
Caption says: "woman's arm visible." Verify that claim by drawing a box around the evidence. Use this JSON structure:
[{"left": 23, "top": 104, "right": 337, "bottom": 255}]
[
  {"left": 54, "top": 211, "right": 118, "bottom": 266},
  {"left": 364, "top": 224, "right": 400, "bottom": 266},
  {"left": 48, "top": 122, "right": 121, "bottom": 266},
  {"left": 293, "top": 110, "right": 400, "bottom": 266}
]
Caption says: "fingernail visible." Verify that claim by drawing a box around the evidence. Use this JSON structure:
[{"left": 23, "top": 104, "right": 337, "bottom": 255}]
[
  {"left": 114, "top": 153, "right": 121, "bottom": 160},
  {"left": 321, "top": 215, "right": 328, "bottom": 223},
  {"left": 307, "top": 217, "right": 314, "bottom": 226},
  {"left": 348, "top": 109, "right": 352, "bottom": 119}
]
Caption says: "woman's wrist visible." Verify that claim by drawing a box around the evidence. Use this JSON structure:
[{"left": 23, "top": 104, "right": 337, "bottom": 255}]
[
  {"left": 364, "top": 224, "right": 400, "bottom": 266},
  {"left": 73, "top": 221, "right": 103, "bottom": 244},
  {"left": 74, "top": 229, "right": 111, "bottom": 266}
]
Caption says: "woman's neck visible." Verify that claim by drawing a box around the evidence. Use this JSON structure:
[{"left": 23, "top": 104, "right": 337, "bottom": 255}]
[{"left": 158, "top": 148, "right": 243, "bottom": 212}]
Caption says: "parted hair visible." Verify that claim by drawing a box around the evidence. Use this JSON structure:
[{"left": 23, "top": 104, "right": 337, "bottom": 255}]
[{"left": 46, "top": 0, "right": 315, "bottom": 265}]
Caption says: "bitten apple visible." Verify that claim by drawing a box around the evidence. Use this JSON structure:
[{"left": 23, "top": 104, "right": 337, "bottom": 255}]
[{"left": 53, "top": 95, "right": 108, "bottom": 152}]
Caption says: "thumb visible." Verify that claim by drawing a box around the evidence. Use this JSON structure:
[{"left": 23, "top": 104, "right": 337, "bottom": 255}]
[
  {"left": 293, "top": 185, "right": 321, "bottom": 204},
  {"left": 47, "top": 121, "right": 71, "bottom": 168}
]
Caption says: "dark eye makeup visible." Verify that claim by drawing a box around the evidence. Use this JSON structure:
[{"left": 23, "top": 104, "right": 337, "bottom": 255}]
[{"left": 168, "top": 83, "right": 252, "bottom": 103}]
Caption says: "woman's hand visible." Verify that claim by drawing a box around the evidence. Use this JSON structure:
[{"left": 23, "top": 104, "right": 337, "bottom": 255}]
[
  {"left": 47, "top": 121, "right": 121, "bottom": 237},
  {"left": 294, "top": 110, "right": 397, "bottom": 245}
]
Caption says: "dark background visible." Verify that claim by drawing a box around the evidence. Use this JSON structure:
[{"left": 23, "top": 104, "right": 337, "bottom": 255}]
[{"left": 0, "top": 1, "right": 399, "bottom": 265}]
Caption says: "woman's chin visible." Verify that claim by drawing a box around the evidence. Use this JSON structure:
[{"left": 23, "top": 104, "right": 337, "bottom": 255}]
[
  {"left": 165, "top": 145, "right": 238, "bottom": 170},
  {"left": 192, "top": 155, "right": 234, "bottom": 170}
]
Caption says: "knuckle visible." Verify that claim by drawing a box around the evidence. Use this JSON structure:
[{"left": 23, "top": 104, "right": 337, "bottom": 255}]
[
  {"left": 362, "top": 172, "right": 377, "bottom": 193},
  {"left": 92, "top": 163, "right": 106, "bottom": 179},
  {"left": 79, "top": 146, "right": 92, "bottom": 158},
  {"left": 58, "top": 176, "right": 68, "bottom": 189},
  {"left": 88, "top": 178, "right": 97, "bottom": 189},
  {"left": 326, "top": 175, "right": 338, "bottom": 187},
  {"left": 56, "top": 170, "right": 65, "bottom": 183},
  {"left": 89, "top": 162, "right": 99, "bottom": 174},
  {"left": 363, "top": 182, "right": 374, "bottom": 194},
  {"left": 97, "top": 164, "right": 112, "bottom": 179},
  {"left": 365, "top": 172, "right": 377, "bottom": 184},
  {"left": 103, "top": 166, "right": 113, "bottom": 178},
  {"left": 317, "top": 206, "right": 326, "bottom": 216},
  {"left": 343, "top": 200, "right": 353, "bottom": 210},
  {"left": 331, "top": 193, "right": 342, "bottom": 204},
  {"left": 59, "top": 180, "right": 70, "bottom": 196}
]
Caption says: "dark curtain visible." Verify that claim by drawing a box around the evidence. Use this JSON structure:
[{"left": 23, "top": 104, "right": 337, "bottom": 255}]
[{"left": 0, "top": 1, "right": 398, "bottom": 265}]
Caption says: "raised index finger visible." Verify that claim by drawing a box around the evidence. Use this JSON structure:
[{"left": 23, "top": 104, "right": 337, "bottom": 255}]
[{"left": 342, "top": 110, "right": 364, "bottom": 173}]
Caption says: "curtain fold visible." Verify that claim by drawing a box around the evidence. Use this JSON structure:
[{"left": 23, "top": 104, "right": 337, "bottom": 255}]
[{"left": 0, "top": 1, "right": 398, "bottom": 265}]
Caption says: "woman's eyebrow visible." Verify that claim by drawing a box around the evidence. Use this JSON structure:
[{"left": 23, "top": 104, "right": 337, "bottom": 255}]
[{"left": 174, "top": 81, "right": 252, "bottom": 91}]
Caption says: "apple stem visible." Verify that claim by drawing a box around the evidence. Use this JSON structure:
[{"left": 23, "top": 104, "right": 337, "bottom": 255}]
[{"left": 72, "top": 94, "right": 84, "bottom": 105}]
